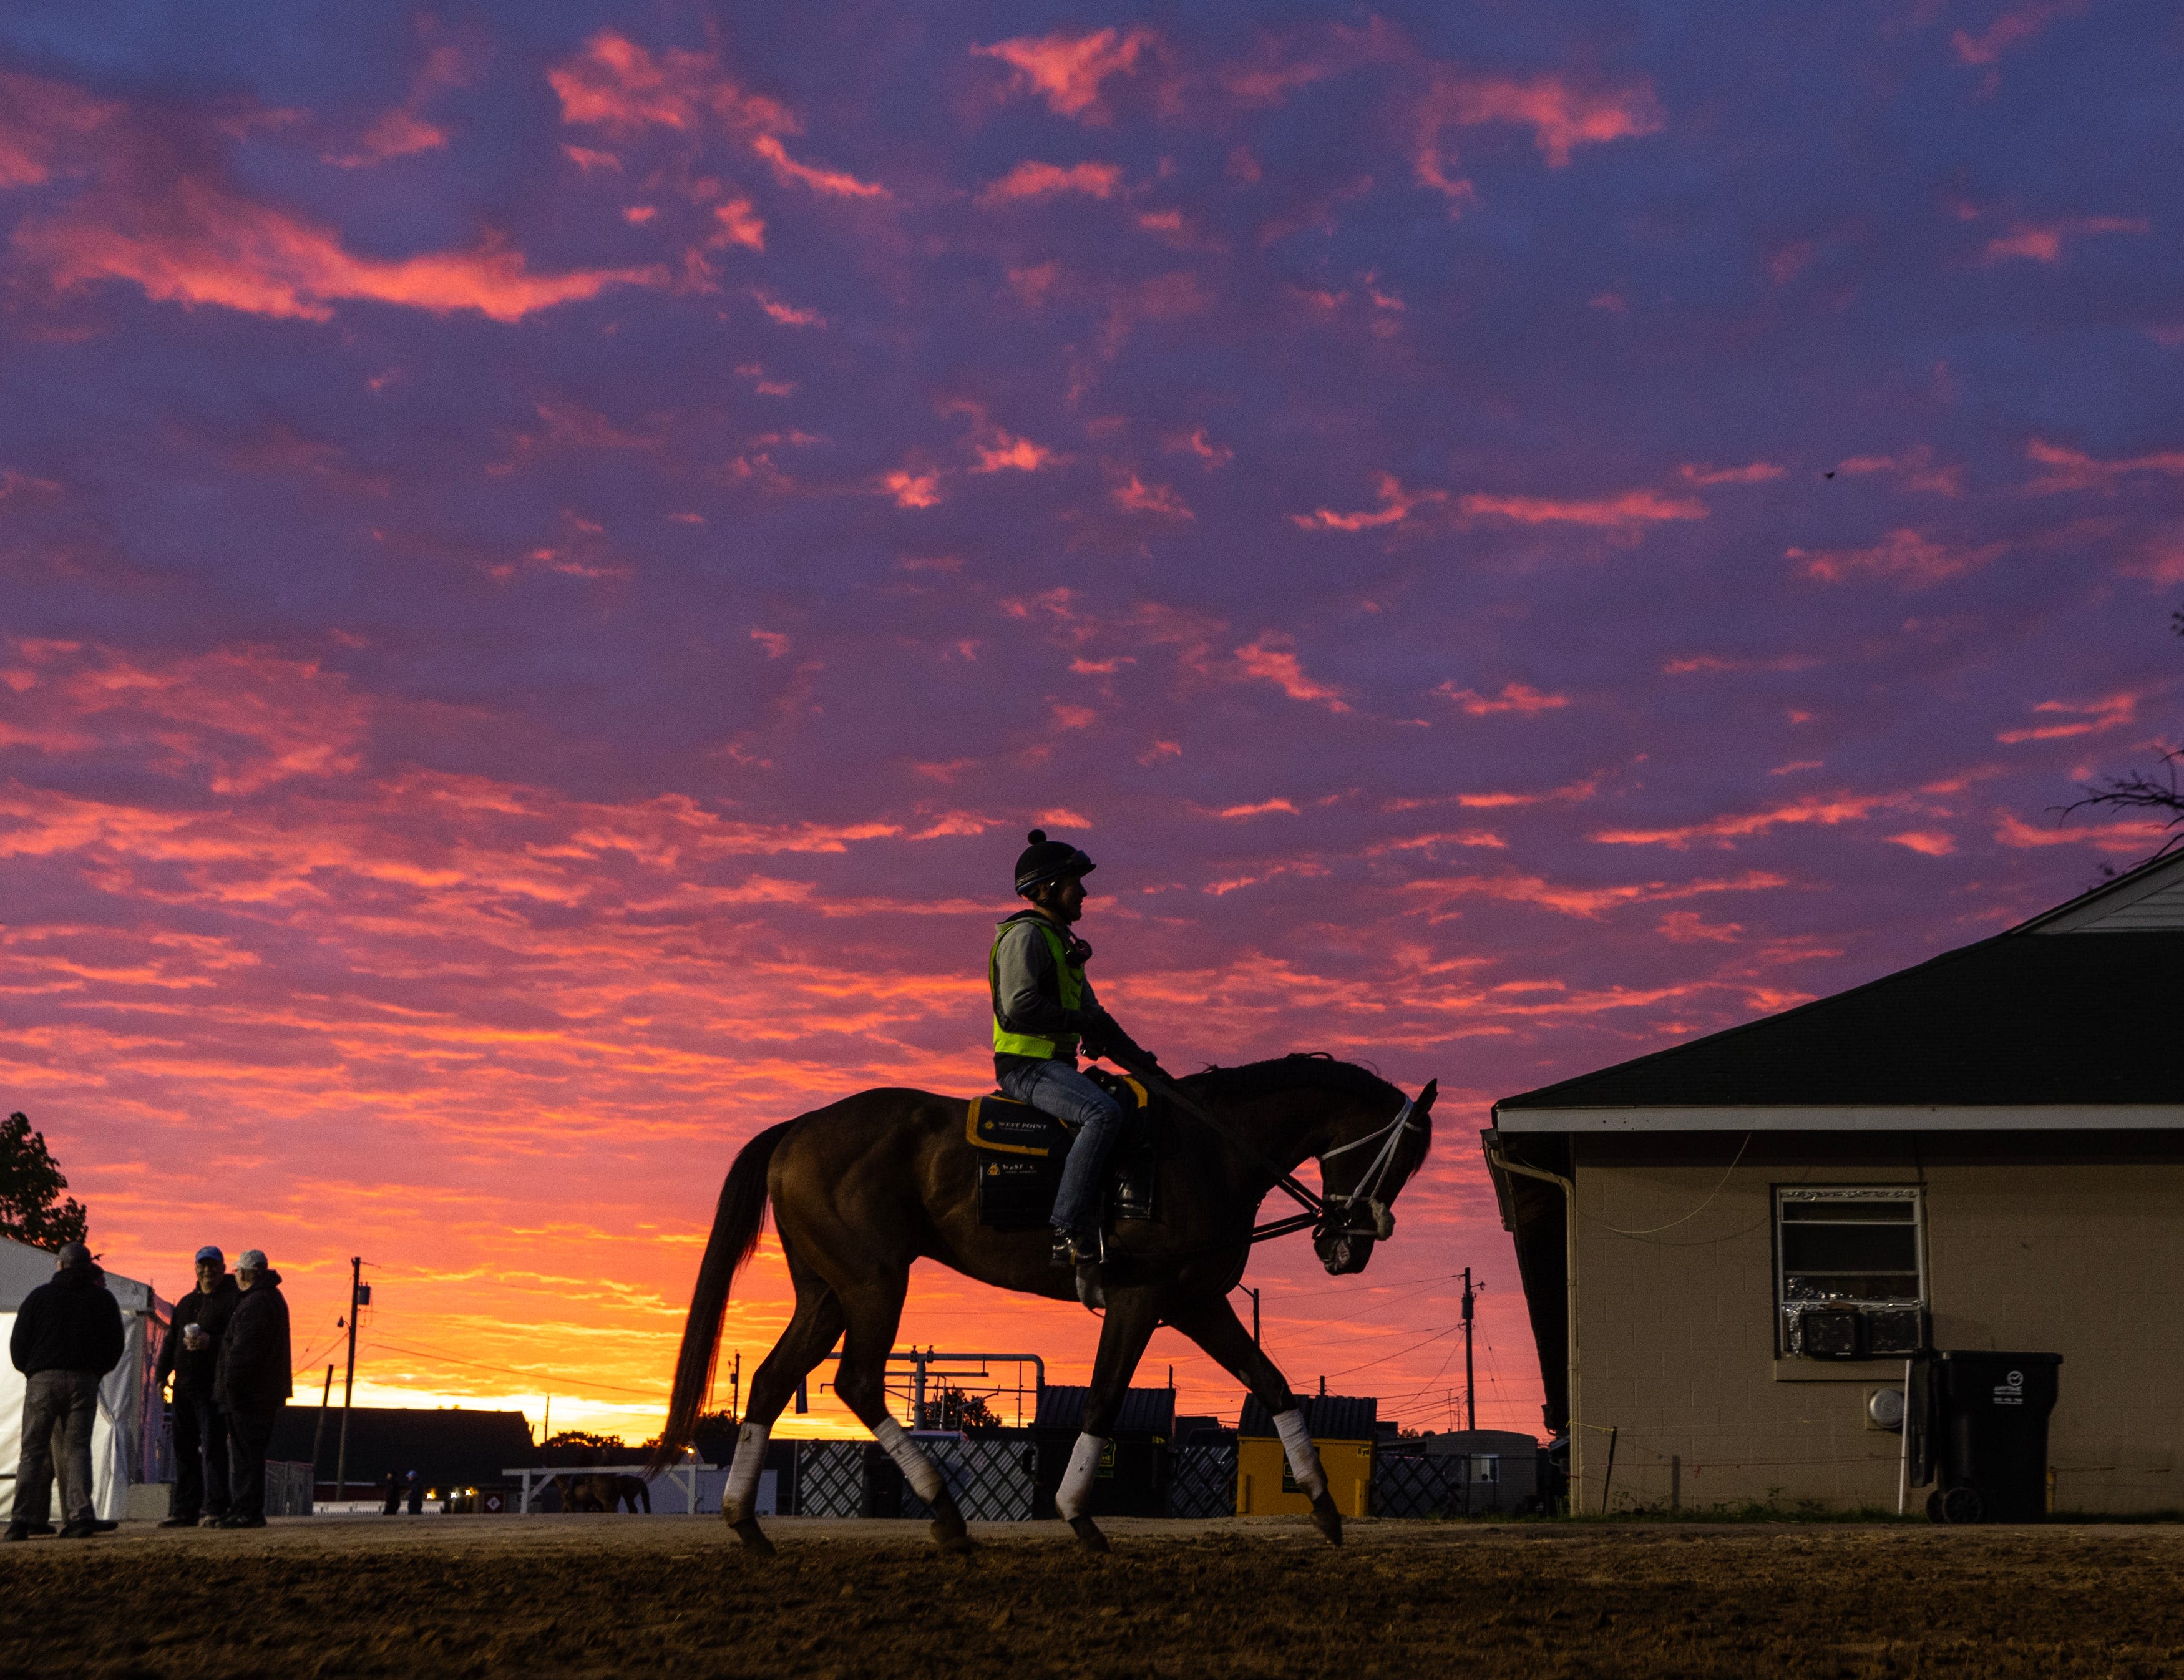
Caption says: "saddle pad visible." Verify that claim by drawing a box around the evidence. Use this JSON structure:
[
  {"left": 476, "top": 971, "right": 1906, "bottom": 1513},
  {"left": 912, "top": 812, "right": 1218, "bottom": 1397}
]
[{"left": 969, "top": 1078, "right": 1157, "bottom": 1231}]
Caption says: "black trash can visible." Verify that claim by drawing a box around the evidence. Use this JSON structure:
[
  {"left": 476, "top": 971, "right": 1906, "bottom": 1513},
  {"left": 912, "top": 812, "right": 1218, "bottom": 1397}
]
[{"left": 1923, "top": 1351, "right": 2061, "bottom": 1523}]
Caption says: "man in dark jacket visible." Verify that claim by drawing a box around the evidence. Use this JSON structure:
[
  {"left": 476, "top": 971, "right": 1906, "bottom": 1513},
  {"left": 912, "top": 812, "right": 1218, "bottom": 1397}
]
[
  {"left": 212, "top": 1249, "right": 291, "bottom": 1528},
  {"left": 152, "top": 1244, "right": 241, "bottom": 1527},
  {"left": 6, "top": 1243, "right": 127, "bottom": 1541}
]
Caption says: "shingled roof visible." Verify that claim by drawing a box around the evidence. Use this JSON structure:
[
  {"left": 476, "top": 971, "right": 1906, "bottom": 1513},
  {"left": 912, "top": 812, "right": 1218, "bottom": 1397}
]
[{"left": 1497, "top": 849, "right": 2184, "bottom": 1124}]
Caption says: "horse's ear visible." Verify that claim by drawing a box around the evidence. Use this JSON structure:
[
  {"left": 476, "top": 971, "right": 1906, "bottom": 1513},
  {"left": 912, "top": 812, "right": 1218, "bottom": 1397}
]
[{"left": 1415, "top": 1078, "right": 1438, "bottom": 1113}]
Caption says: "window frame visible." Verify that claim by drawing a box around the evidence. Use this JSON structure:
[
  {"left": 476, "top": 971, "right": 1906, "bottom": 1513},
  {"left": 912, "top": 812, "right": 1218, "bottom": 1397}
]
[{"left": 1772, "top": 1184, "right": 1927, "bottom": 1357}]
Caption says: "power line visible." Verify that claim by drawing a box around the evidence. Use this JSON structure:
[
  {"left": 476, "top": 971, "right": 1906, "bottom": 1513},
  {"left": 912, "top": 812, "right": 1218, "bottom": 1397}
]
[{"left": 364, "top": 1336, "right": 666, "bottom": 1402}]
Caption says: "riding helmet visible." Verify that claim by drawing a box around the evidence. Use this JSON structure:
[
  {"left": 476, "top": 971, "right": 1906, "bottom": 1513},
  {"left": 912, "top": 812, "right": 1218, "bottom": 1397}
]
[{"left": 1013, "top": 829, "right": 1096, "bottom": 896}]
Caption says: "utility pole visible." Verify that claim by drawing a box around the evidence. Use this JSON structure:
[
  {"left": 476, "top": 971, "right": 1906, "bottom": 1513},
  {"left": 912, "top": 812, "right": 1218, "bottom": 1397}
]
[
  {"left": 334, "top": 1257, "right": 363, "bottom": 1503},
  {"left": 1461, "top": 1268, "right": 1478, "bottom": 1432},
  {"left": 309, "top": 1365, "right": 333, "bottom": 1493},
  {"left": 729, "top": 1350, "right": 741, "bottom": 1425}
]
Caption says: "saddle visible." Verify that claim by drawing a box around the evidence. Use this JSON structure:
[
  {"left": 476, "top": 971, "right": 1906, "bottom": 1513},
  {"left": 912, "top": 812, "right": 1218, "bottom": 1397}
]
[{"left": 967, "top": 1070, "right": 1162, "bottom": 1231}]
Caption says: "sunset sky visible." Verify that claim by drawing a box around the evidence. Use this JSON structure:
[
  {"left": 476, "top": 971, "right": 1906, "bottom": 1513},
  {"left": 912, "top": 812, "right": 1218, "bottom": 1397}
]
[{"left": 2, "top": 2, "right": 2178, "bottom": 1445}]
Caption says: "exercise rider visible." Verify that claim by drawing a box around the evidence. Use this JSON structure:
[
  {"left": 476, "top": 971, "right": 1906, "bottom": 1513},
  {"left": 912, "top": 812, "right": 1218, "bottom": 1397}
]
[{"left": 990, "top": 829, "right": 1159, "bottom": 1309}]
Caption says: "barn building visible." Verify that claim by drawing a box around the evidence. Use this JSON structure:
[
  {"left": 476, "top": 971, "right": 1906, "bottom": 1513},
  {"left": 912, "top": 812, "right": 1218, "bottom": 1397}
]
[{"left": 1484, "top": 847, "right": 2184, "bottom": 1515}]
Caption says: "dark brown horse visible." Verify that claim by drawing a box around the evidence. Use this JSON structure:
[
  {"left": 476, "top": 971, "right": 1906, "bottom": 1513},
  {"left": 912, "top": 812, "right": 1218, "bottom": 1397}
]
[{"left": 653, "top": 1053, "right": 1436, "bottom": 1554}]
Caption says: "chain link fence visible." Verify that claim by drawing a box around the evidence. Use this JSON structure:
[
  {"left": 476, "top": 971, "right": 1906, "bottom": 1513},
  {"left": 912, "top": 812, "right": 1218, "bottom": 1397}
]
[{"left": 1168, "top": 1443, "right": 1237, "bottom": 1518}]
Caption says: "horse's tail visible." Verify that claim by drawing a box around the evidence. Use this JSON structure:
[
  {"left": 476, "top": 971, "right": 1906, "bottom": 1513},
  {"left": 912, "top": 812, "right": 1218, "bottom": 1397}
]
[{"left": 650, "top": 1120, "right": 794, "bottom": 1474}]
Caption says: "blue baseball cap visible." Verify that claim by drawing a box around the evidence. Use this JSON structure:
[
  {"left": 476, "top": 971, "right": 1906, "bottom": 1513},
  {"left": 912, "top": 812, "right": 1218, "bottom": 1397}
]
[{"left": 194, "top": 1246, "right": 223, "bottom": 1266}]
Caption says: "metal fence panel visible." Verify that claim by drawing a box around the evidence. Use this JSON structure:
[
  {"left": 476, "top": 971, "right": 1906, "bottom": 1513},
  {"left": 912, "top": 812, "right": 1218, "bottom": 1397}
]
[
  {"left": 1168, "top": 1443, "right": 1237, "bottom": 1518},
  {"left": 902, "top": 1439, "right": 1038, "bottom": 1523},
  {"left": 1372, "top": 1452, "right": 1463, "bottom": 1518},
  {"left": 792, "top": 1441, "right": 867, "bottom": 1517}
]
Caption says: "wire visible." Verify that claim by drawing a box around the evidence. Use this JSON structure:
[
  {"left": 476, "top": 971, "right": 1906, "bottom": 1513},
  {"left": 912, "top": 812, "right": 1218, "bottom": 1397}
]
[
  {"left": 1586, "top": 1132, "right": 1752, "bottom": 1236},
  {"left": 363, "top": 1337, "right": 665, "bottom": 1402},
  {"left": 1324, "top": 1323, "right": 1462, "bottom": 1382}
]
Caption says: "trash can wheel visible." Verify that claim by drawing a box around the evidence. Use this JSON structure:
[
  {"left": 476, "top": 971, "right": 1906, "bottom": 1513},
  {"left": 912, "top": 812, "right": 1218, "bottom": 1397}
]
[
  {"left": 1925, "top": 1488, "right": 1944, "bottom": 1523},
  {"left": 1939, "top": 1485, "right": 1984, "bottom": 1525}
]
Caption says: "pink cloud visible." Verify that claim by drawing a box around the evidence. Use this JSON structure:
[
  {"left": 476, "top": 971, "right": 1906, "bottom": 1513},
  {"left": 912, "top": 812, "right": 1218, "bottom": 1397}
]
[
  {"left": 1787, "top": 528, "right": 2002, "bottom": 588},
  {"left": 973, "top": 27, "right": 1156, "bottom": 120},
  {"left": 563, "top": 145, "right": 620, "bottom": 173},
  {"left": 1415, "top": 71, "right": 1664, "bottom": 204},
  {"left": 974, "top": 434, "right": 1051, "bottom": 473},
  {"left": 0, "top": 71, "right": 117, "bottom": 189},
  {"left": 1435, "top": 681, "right": 1570, "bottom": 716},
  {"left": 1592, "top": 790, "right": 1919, "bottom": 849},
  {"left": 1657, "top": 911, "right": 1743, "bottom": 942},
  {"left": 1232, "top": 636, "right": 1350, "bottom": 712},
  {"left": 976, "top": 160, "right": 1123, "bottom": 207},
  {"left": 751, "top": 289, "right": 824, "bottom": 328},
  {"left": 1834, "top": 446, "right": 1962, "bottom": 495},
  {"left": 324, "top": 108, "right": 446, "bottom": 169},
  {"left": 708, "top": 198, "right": 765, "bottom": 252},
  {"left": 1405, "top": 869, "right": 1785, "bottom": 922},
  {"left": 1995, "top": 811, "right": 2171, "bottom": 854},
  {"left": 749, "top": 133, "right": 887, "bottom": 200},
  {"left": 1886, "top": 831, "right": 1957, "bottom": 856},
  {"left": 1996, "top": 691, "right": 2140, "bottom": 744},
  {"left": 1459, "top": 489, "right": 1706, "bottom": 529},
  {"left": 1982, "top": 215, "right": 2147, "bottom": 263},
  {"left": 1953, "top": 0, "right": 2088, "bottom": 66},
  {"left": 1679, "top": 461, "right": 1785, "bottom": 486},
  {"left": 548, "top": 32, "right": 794, "bottom": 138},
  {"left": 1167, "top": 429, "right": 1234, "bottom": 469},
  {"left": 2022, "top": 437, "right": 2184, "bottom": 494},
  {"left": 1216, "top": 799, "right": 1299, "bottom": 819},
  {"left": 1111, "top": 476, "right": 1192, "bottom": 518}
]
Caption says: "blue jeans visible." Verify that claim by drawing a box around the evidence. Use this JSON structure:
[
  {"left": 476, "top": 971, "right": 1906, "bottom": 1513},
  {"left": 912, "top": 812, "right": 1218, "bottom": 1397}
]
[{"left": 998, "top": 1059, "right": 1125, "bottom": 1238}]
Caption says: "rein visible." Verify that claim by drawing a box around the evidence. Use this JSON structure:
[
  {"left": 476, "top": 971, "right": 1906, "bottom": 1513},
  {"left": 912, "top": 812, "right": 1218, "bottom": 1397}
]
[{"left": 1102, "top": 1048, "right": 1421, "bottom": 1246}]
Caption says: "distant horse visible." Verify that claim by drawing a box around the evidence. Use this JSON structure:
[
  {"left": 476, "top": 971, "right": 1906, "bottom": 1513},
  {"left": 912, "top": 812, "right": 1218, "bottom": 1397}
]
[
  {"left": 560, "top": 1472, "right": 653, "bottom": 1513},
  {"left": 653, "top": 1053, "right": 1435, "bottom": 1555}
]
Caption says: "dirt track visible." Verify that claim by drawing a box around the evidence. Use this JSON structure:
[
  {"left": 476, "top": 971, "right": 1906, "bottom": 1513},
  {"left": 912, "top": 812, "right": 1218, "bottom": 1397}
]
[{"left": 2, "top": 1515, "right": 2180, "bottom": 1678}]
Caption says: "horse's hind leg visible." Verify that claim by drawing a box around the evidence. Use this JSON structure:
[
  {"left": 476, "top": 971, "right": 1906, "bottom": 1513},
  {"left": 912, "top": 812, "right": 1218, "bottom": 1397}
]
[
  {"left": 831, "top": 1279, "right": 977, "bottom": 1554},
  {"left": 1169, "top": 1294, "right": 1345, "bottom": 1547},
  {"left": 720, "top": 1267, "right": 846, "bottom": 1556}
]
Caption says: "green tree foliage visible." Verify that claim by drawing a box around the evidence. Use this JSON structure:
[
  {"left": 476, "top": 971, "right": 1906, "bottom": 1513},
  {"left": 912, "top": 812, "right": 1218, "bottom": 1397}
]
[{"left": 0, "top": 1112, "right": 89, "bottom": 1251}]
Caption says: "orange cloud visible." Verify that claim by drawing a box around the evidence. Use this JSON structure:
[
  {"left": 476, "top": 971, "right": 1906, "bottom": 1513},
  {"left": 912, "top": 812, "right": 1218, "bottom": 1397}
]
[
  {"left": 974, "top": 434, "right": 1051, "bottom": 474},
  {"left": 548, "top": 32, "right": 794, "bottom": 138},
  {"left": 1679, "top": 461, "right": 1785, "bottom": 486},
  {"left": 1435, "top": 681, "right": 1569, "bottom": 717},
  {"left": 1216, "top": 799, "right": 1299, "bottom": 819},
  {"left": 1111, "top": 476, "right": 1192, "bottom": 518},
  {"left": 1403, "top": 869, "right": 1787, "bottom": 921},
  {"left": 1886, "top": 831, "right": 1957, "bottom": 856},
  {"left": 1460, "top": 489, "right": 1705, "bottom": 529},
  {"left": 1995, "top": 811, "right": 2170, "bottom": 854},
  {"left": 1983, "top": 215, "right": 2146, "bottom": 263},
  {"left": 975, "top": 160, "right": 1124, "bottom": 207},
  {"left": 973, "top": 27, "right": 1156, "bottom": 120},
  {"left": 323, "top": 108, "right": 446, "bottom": 169},
  {"left": 16, "top": 179, "right": 661, "bottom": 323},
  {"left": 1953, "top": 0, "right": 2088, "bottom": 66},
  {"left": 1232, "top": 636, "right": 1350, "bottom": 712},
  {"left": 2022, "top": 437, "right": 2184, "bottom": 494},
  {"left": 748, "top": 133, "right": 887, "bottom": 200},
  {"left": 1292, "top": 472, "right": 1438, "bottom": 531},
  {"left": 1787, "top": 529, "right": 2003, "bottom": 588},
  {"left": 1662, "top": 652, "right": 1821, "bottom": 675},
  {"left": 1996, "top": 691, "right": 2140, "bottom": 744},
  {"left": 880, "top": 469, "right": 940, "bottom": 509}
]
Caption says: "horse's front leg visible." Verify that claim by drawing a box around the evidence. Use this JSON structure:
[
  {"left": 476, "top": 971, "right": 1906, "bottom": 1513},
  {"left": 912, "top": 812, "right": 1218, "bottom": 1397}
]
[
  {"left": 1167, "top": 1292, "right": 1345, "bottom": 1547},
  {"left": 1055, "top": 1287, "right": 1163, "bottom": 1554}
]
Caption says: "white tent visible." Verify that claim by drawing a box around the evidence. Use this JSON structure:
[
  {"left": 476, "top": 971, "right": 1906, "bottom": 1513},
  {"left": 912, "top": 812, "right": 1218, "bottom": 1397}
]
[{"left": 0, "top": 1237, "right": 171, "bottom": 1522}]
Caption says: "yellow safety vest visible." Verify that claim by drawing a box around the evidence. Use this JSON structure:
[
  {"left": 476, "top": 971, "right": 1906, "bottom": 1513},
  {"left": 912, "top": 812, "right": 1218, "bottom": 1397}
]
[{"left": 990, "top": 916, "right": 1085, "bottom": 1059}]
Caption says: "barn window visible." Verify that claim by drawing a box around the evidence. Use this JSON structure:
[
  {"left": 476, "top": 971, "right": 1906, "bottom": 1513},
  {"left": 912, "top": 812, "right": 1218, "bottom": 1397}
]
[{"left": 1775, "top": 1188, "right": 1925, "bottom": 1358}]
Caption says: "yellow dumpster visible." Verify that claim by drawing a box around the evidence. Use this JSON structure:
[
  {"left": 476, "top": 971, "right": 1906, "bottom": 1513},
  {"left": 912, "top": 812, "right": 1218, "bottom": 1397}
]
[{"left": 1236, "top": 1433, "right": 1373, "bottom": 1517}]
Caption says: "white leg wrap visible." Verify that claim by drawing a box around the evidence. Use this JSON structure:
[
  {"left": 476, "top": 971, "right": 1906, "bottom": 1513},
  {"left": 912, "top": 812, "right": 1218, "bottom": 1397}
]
[
  {"left": 1273, "top": 1409, "right": 1329, "bottom": 1501},
  {"left": 725, "top": 1421, "right": 770, "bottom": 1518},
  {"left": 872, "top": 1417, "right": 947, "bottom": 1505},
  {"left": 1055, "top": 1432, "right": 1106, "bottom": 1521}
]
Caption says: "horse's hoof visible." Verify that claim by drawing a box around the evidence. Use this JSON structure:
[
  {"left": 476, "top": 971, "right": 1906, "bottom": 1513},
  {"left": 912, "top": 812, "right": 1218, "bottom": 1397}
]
[
  {"left": 1068, "top": 1515, "right": 1110, "bottom": 1555},
  {"left": 1310, "top": 1492, "right": 1345, "bottom": 1548},
  {"left": 731, "top": 1516, "right": 776, "bottom": 1557},
  {"left": 928, "top": 1493, "right": 978, "bottom": 1554}
]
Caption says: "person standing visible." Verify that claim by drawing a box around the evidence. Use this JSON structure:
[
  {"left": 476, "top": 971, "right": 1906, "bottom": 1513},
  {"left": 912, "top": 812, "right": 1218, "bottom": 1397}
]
[
  {"left": 151, "top": 1245, "right": 241, "bottom": 1528},
  {"left": 212, "top": 1249, "right": 290, "bottom": 1529},
  {"left": 6, "top": 1243, "right": 126, "bottom": 1541}
]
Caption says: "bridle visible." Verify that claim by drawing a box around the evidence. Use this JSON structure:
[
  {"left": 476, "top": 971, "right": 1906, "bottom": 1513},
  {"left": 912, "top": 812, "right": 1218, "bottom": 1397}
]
[{"left": 1101, "top": 1047, "right": 1428, "bottom": 1248}]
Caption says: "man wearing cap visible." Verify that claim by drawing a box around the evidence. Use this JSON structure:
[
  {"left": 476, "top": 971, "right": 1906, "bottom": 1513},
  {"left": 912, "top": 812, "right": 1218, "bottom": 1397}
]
[
  {"left": 6, "top": 1243, "right": 126, "bottom": 1541},
  {"left": 212, "top": 1251, "right": 291, "bottom": 1528},
  {"left": 152, "top": 1245, "right": 242, "bottom": 1527},
  {"left": 990, "top": 829, "right": 1160, "bottom": 1307}
]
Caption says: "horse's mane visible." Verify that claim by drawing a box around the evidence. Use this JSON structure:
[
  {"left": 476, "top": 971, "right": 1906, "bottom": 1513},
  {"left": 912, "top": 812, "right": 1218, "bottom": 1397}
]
[{"left": 1179, "top": 1052, "right": 1402, "bottom": 1108}]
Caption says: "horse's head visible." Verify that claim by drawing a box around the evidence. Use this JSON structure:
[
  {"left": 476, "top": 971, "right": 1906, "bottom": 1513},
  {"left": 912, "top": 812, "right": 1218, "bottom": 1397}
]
[{"left": 1312, "top": 1077, "right": 1436, "bottom": 1276}]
